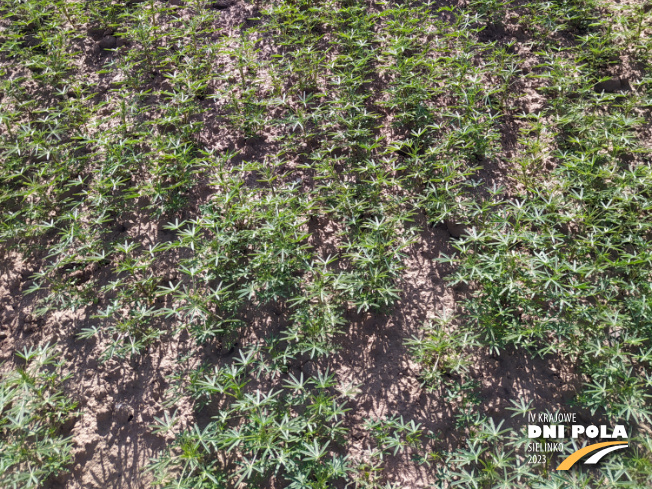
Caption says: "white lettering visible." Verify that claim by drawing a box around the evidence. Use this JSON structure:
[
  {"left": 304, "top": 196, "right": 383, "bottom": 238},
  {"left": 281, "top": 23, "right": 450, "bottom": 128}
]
[
  {"left": 543, "top": 425, "right": 557, "bottom": 438},
  {"left": 572, "top": 425, "right": 585, "bottom": 438},
  {"left": 528, "top": 425, "right": 542, "bottom": 438},
  {"left": 612, "top": 425, "right": 628, "bottom": 438},
  {"left": 586, "top": 425, "right": 599, "bottom": 438}
]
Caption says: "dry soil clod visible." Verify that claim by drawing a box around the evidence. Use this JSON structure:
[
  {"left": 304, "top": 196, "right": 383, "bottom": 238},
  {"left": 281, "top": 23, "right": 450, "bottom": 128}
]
[
  {"left": 98, "top": 36, "right": 117, "bottom": 50},
  {"left": 594, "top": 77, "right": 623, "bottom": 93},
  {"left": 211, "top": 0, "right": 235, "bottom": 10}
]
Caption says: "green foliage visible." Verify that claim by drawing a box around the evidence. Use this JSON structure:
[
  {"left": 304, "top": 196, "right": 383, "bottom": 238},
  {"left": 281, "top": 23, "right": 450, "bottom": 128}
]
[
  {"left": 150, "top": 346, "right": 351, "bottom": 488},
  {"left": 442, "top": 90, "right": 652, "bottom": 424},
  {"left": 366, "top": 415, "right": 424, "bottom": 457},
  {"left": 0, "top": 344, "right": 78, "bottom": 489},
  {"left": 406, "top": 309, "right": 480, "bottom": 387}
]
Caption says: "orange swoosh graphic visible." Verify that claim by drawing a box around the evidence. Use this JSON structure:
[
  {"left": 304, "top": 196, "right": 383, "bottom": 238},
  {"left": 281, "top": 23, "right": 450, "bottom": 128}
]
[{"left": 556, "top": 441, "right": 628, "bottom": 470}]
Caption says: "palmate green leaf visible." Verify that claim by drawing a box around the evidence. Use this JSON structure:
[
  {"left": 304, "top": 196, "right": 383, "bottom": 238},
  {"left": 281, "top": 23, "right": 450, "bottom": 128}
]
[
  {"left": 300, "top": 439, "right": 330, "bottom": 462},
  {"left": 507, "top": 398, "right": 534, "bottom": 419},
  {"left": 284, "top": 372, "right": 309, "bottom": 392}
]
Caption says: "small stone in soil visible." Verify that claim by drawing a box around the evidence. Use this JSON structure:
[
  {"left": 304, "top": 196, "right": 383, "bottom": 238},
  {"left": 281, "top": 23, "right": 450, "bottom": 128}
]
[{"left": 114, "top": 402, "right": 134, "bottom": 424}]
